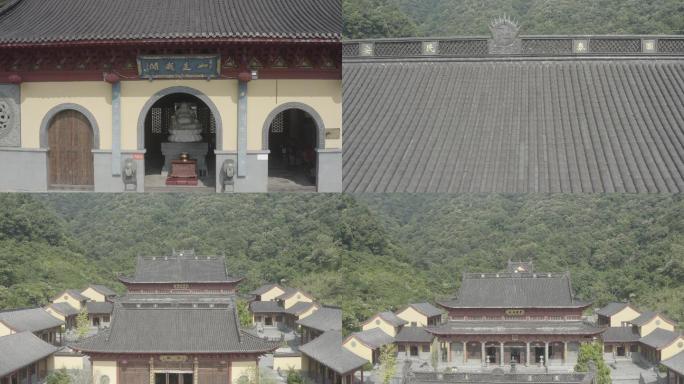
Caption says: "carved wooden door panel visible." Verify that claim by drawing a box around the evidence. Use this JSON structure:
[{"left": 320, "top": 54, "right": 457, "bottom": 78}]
[{"left": 48, "top": 110, "right": 94, "bottom": 188}]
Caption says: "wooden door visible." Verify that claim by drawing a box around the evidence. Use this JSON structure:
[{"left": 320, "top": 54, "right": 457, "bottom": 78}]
[{"left": 48, "top": 110, "right": 94, "bottom": 188}]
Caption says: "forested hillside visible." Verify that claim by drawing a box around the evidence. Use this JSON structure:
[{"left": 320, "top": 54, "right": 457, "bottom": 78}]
[
  {"left": 343, "top": 0, "right": 684, "bottom": 38},
  {"left": 1, "top": 194, "right": 682, "bottom": 331}
]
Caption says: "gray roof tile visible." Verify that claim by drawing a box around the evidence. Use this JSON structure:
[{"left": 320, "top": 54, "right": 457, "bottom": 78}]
[
  {"left": 72, "top": 304, "right": 276, "bottom": 354},
  {"left": 374, "top": 311, "right": 408, "bottom": 327},
  {"left": 48, "top": 302, "right": 79, "bottom": 317},
  {"left": 0, "top": 308, "right": 64, "bottom": 332},
  {"left": 629, "top": 311, "right": 661, "bottom": 326},
  {"left": 639, "top": 329, "right": 681, "bottom": 349},
  {"left": 406, "top": 303, "right": 443, "bottom": 318},
  {"left": 343, "top": 58, "right": 684, "bottom": 193},
  {"left": 298, "top": 331, "right": 367, "bottom": 374},
  {"left": 296, "top": 307, "right": 342, "bottom": 332},
  {"left": 596, "top": 302, "right": 634, "bottom": 317},
  {"left": 395, "top": 327, "right": 435, "bottom": 343},
  {"left": 0, "top": 332, "right": 58, "bottom": 377},
  {"left": 249, "top": 284, "right": 284, "bottom": 296},
  {"left": 287, "top": 302, "right": 317, "bottom": 316},
  {"left": 428, "top": 321, "right": 604, "bottom": 336},
  {"left": 350, "top": 328, "right": 394, "bottom": 349},
  {"left": 662, "top": 350, "right": 684, "bottom": 375},
  {"left": 86, "top": 302, "right": 114, "bottom": 315},
  {"left": 121, "top": 256, "right": 241, "bottom": 284},
  {"left": 88, "top": 285, "right": 117, "bottom": 297},
  {"left": 0, "top": 0, "right": 341, "bottom": 45},
  {"left": 250, "top": 301, "right": 287, "bottom": 314},
  {"left": 439, "top": 273, "right": 588, "bottom": 308},
  {"left": 602, "top": 327, "right": 641, "bottom": 343}
]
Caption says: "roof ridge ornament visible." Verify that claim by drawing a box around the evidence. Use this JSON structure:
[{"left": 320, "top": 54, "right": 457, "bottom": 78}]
[{"left": 488, "top": 14, "right": 522, "bottom": 55}]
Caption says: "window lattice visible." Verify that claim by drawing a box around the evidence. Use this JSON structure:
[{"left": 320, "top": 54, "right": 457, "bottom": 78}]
[
  {"left": 589, "top": 39, "right": 641, "bottom": 53},
  {"left": 374, "top": 41, "right": 422, "bottom": 57},
  {"left": 438, "top": 39, "right": 489, "bottom": 56},
  {"left": 342, "top": 43, "right": 360, "bottom": 57},
  {"left": 522, "top": 39, "right": 573, "bottom": 55},
  {"left": 659, "top": 39, "right": 684, "bottom": 53},
  {"left": 270, "top": 112, "right": 284, "bottom": 133},
  {"left": 151, "top": 108, "right": 162, "bottom": 134}
]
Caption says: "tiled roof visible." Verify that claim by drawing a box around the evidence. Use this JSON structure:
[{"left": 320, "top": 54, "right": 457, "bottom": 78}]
[
  {"left": 287, "top": 302, "right": 317, "bottom": 316},
  {"left": 0, "top": 0, "right": 341, "bottom": 45},
  {"left": 72, "top": 305, "right": 276, "bottom": 354},
  {"left": 48, "top": 302, "right": 79, "bottom": 317},
  {"left": 395, "top": 327, "right": 435, "bottom": 343},
  {"left": 117, "top": 293, "right": 234, "bottom": 305},
  {"left": 0, "top": 332, "right": 59, "bottom": 377},
  {"left": 439, "top": 273, "right": 588, "bottom": 308},
  {"left": 639, "top": 329, "right": 681, "bottom": 350},
  {"left": 662, "top": 350, "right": 684, "bottom": 376},
  {"left": 409, "top": 371, "right": 594, "bottom": 384},
  {"left": 276, "top": 287, "right": 313, "bottom": 301},
  {"left": 602, "top": 327, "right": 641, "bottom": 343},
  {"left": 0, "top": 307, "right": 64, "bottom": 332},
  {"left": 350, "top": 328, "right": 394, "bottom": 349},
  {"left": 250, "top": 301, "right": 287, "bottom": 314},
  {"left": 629, "top": 311, "right": 662, "bottom": 326},
  {"left": 86, "top": 302, "right": 114, "bottom": 315},
  {"left": 596, "top": 302, "right": 634, "bottom": 317},
  {"left": 56, "top": 289, "right": 87, "bottom": 302},
  {"left": 373, "top": 311, "right": 408, "bottom": 327},
  {"left": 428, "top": 321, "right": 604, "bottom": 336},
  {"left": 87, "top": 285, "right": 117, "bottom": 297},
  {"left": 405, "top": 303, "right": 443, "bottom": 318},
  {"left": 296, "top": 306, "right": 342, "bottom": 332},
  {"left": 299, "top": 331, "right": 367, "bottom": 375},
  {"left": 120, "top": 256, "right": 241, "bottom": 284},
  {"left": 343, "top": 58, "right": 684, "bottom": 193},
  {"left": 249, "top": 284, "right": 284, "bottom": 296}
]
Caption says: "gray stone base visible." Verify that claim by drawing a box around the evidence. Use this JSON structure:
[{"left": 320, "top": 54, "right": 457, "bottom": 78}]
[
  {"left": 317, "top": 148, "right": 342, "bottom": 192},
  {"left": 0, "top": 148, "right": 48, "bottom": 192},
  {"left": 93, "top": 150, "right": 145, "bottom": 192},
  {"left": 215, "top": 150, "right": 268, "bottom": 193}
]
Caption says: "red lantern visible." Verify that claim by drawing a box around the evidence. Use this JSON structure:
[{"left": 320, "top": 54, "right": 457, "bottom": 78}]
[
  {"left": 7, "top": 74, "right": 22, "bottom": 84},
  {"left": 237, "top": 71, "right": 251, "bottom": 82},
  {"left": 104, "top": 73, "right": 120, "bottom": 84}
]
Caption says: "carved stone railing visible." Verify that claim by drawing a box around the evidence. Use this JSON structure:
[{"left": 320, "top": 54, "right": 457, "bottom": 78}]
[{"left": 343, "top": 36, "right": 684, "bottom": 59}]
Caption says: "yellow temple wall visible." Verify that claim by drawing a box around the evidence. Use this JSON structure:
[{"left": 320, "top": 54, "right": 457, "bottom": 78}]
[
  {"left": 120, "top": 79, "right": 238, "bottom": 150},
  {"left": 50, "top": 354, "right": 85, "bottom": 370},
  {"left": 610, "top": 307, "right": 641, "bottom": 327},
  {"left": 20, "top": 82, "right": 112, "bottom": 149},
  {"left": 18, "top": 78, "right": 340, "bottom": 153},
  {"left": 282, "top": 292, "right": 313, "bottom": 310},
  {"left": 272, "top": 355, "right": 302, "bottom": 371},
  {"left": 92, "top": 360, "right": 117, "bottom": 384},
  {"left": 298, "top": 305, "right": 319, "bottom": 320},
  {"left": 397, "top": 307, "right": 428, "bottom": 327},
  {"left": 362, "top": 316, "right": 398, "bottom": 337},
  {"left": 662, "top": 337, "right": 684, "bottom": 361},
  {"left": 343, "top": 337, "right": 373, "bottom": 362},
  {"left": 53, "top": 293, "right": 83, "bottom": 311},
  {"left": 246, "top": 79, "right": 342, "bottom": 150},
  {"left": 640, "top": 316, "right": 676, "bottom": 337},
  {"left": 260, "top": 286, "right": 286, "bottom": 302},
  {"left": 81, "top": 287, "right": 106, "bottom": 303},
  {"left": 0, "top": 322, "right": 13, "bottom": 336},
  {"left": 232, "top": 360, "right": 257, "bottom": 384}
]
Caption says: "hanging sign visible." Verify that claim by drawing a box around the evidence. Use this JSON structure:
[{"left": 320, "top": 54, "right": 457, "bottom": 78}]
[{"left": 138, "top": 55, "right": 221, "bottom": 79}]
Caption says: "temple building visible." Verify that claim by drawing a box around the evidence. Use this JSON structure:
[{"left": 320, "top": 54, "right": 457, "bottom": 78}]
[
  {"left": 0, "top": 0, "right": 342, "bottom": 193},
  {"left": 429, "top": 261, "right": 602, "bottom": 369},
  {"left": 663, "top": 351, "right": 684, "bottom": 384},
  {"left": 298, "top": 330, "right": 367, "bottom": 384},
  {"left": 72, "top": 250, "right": 277, "bottom": 384},
  {"left": 0, "top": 331, "right": 59, "bottom": 384},
  {"left": 342, "top": 19, "right": 684, "bottom": 193},
  {"left": 0, "top": 307, "right": 64, "bottom": 344},
  {"left": 248, "top": 284, "right": 319, "bottom": 331}
]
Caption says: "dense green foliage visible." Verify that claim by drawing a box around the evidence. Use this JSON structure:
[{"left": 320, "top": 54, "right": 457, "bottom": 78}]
[
  {"left": 0, "top": 194, "right": 682, "bottom": 333},
  {"left": 46, "top": 369, "right": 71, "bottom": 384},
  {"left": 343, "top": 0, "right": 684, "bottom": 38},
  {"left": 575, "top": 342, "right": 611, "bottom": 384}
]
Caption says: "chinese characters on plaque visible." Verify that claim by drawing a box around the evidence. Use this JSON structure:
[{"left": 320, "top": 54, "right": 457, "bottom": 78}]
[{"left": 137, "top": 56, "right": 221, "bottom": 79}]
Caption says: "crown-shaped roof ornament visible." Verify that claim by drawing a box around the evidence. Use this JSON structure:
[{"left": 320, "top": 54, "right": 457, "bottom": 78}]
[
  {"left": 489, "top": 14, "right": 519, "bottom": 31},
  {"left": 488, "top": 14, "right": 522, "bottom": 54}
]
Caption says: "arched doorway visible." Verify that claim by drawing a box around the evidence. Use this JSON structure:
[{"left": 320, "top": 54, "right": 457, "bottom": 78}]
[
  {"left": 46, "top": 109, "right": 95, "bottom": 190},
  {"left": 266, "top": 108, "right": 320, "bottom": 192},
  {"left": 142, "top": 92, "right": 217, "bottom": 190}
]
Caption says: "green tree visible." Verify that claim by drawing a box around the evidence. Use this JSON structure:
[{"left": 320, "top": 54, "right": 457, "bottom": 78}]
[
  {"left": 575, "top": 342, "right": 611, "bottom": 384},
  {"left": 46, "top": 368, "right": 71, "bottom": 384},
  {"left": 236, "top": 300, "right": 252, "bottom": 328},
  {"left": 76, "top": 306, "right": 89, "bottom": 340},
  {"left": 286, "top": 369, "right": 305, "bottom": 384},
  {"left": 378, "top": 344, "right": 398, "bottom": 384}
]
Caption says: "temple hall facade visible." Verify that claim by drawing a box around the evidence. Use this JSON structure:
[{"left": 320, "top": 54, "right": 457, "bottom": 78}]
[{"left": 0, "top": 0, "right": 342, "bottom": 193}]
